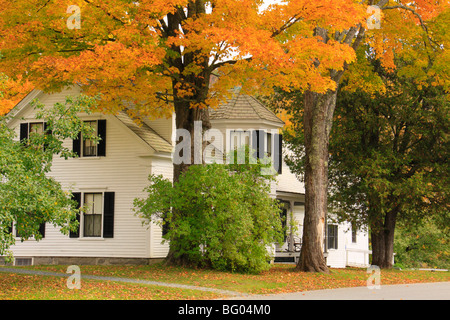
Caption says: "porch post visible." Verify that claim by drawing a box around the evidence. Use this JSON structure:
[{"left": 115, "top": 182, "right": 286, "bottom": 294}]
[{"left": 288, "top": 200, "right": 295, "bottom": 252}]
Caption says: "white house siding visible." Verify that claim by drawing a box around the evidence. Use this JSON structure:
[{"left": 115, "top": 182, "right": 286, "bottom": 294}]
[
  {"left": 6, "top": 88, "right": 173, "bottom": 261},
  {"left": 326, "top": 221, "right": 370, "bottom": 268},
  {"left": 148, "top": 156, "right": 173, "bottom": 258},
  {"left": 4, "top": 88, "right": 371, "bottom": 267}
]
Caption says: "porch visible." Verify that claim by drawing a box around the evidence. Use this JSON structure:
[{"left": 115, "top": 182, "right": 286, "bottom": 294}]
[{"left": 274, "top": 234, "right": 302, "bottom": 263}]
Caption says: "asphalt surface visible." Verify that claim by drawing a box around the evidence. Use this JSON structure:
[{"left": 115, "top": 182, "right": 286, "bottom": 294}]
[{"left": 233, "top": 281, "right": 450, "bottom": 300}]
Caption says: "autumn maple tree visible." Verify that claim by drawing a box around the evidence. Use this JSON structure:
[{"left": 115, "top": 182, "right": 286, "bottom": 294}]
[{"left": 269, "top": 0, "right": 449, "bottom": 271}]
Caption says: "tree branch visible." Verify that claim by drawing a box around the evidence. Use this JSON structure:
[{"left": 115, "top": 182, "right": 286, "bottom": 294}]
[
  {"left": 83, "top": 0, "right": 126, "bottom": 25},
  {"left": 382, "top": 4, "right": 438, "bottom": 49},
  {"left": 208, "top": 56, "right": 252, "bottom": 72}
]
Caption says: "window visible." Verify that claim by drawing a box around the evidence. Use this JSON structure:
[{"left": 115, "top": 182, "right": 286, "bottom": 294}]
[
  {"left": 13, "top": 219, "right": 46, "bottom": 239},
  {"left": 230, "top": 130, "right": 250, "bottom": 150},
  {"left": 327, "top": 224, "right": 338, "bottom": 250},
  {"left": 29, "top": 122, "right": 44, "bottom": 136},
  {"left": 251, "top": 130, "right": 283, "bottom": 174},
  {"left": 82, "top": 121, "right": 98, "bottom": 157},
  {"left": 20, "top": 122, "right": 50, "bottom": 149},
  {"left": 72, "top": 119, "right": 106, "bottom": 157},
  {"left": 83, "top": 193, "right": 103, "bottom": 237},
  {"left": 69, "top": 191, "right": 115, "bottom": 239},
  {"left": 266, "top": 133, "right": 272, "bottom": 157},
  {"left": 230, "top": 130, "right": 251, "bottom": 164}
]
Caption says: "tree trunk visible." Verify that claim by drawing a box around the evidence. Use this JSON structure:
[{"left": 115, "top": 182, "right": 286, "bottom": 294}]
[
  {"left": 370, "top": 208, "right": 398, "bottom": 269},
  {"left": 296, "top": 90, "right": 337, "bottom": 273},
  {"left": 165, "top": 81, "right": 211, "bottom": 266}
]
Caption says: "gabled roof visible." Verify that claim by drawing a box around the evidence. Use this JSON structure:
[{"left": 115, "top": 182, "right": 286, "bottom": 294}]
[
  {"left": 114, "top": 110, "right": 173, "bottom": 153},
  {"left": 209, "top": 90, "right": 284, "bottom": 125},
  {"left": 6, "top": 88, "right": 173, "bottom": 154}
]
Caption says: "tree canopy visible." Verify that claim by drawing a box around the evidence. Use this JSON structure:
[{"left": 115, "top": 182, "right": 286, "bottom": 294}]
[{"left": 0, "top": 0, "right": 368, "bottom": 117}]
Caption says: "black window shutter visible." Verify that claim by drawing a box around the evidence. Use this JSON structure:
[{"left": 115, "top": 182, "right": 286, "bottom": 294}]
[
  {"left": 97, "top": 120, "right": 106, "bottom": 156},
  {"left": 251, "top": 130, "right": 258, "bottom": 160},
  {"left": 20, "top": 123, "right": 29, "bottom": 142},
  {"left": 69, "top": 192, "right": 81, "bottom": 238},
  {"left": 274, "top": 133, "right": 282, "bottom": 174},
  {"left": 7, "top": 223, "right": 13, "bottom": 234},
  {"left": 103, "top": 192, "right": 115, "bottom": 238},
  {"left": 43, "top": 122, "right": 51, "bottom": 151},
  {"left": 39, "top": 222, "right": 46, "bottom": 238},
  {"left": 258, "top": 130, "right": 265, "bottom": 159},
  {"left": 162, "top": 210, "right": 170, "bottom": 237},
  {"left": 72, "top": 132, "right": 81, "bottom": 156},
  {"left": 251, "top": 130, "right": 265, "bottom": 160}
]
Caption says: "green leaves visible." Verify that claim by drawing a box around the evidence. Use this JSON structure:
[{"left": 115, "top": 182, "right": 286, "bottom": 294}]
[{"left": 134, "top": 161, "right": 283, "bottom": 274}]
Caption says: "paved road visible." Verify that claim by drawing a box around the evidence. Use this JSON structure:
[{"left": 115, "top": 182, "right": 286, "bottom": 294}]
[{"left": 234, "top": 281, "right": 450, "bottom": 300}]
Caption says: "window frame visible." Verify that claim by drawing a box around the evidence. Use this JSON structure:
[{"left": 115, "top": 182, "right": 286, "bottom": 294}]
[
  {"left": 327, "top": 224, "right": 339, "bottom": 250},
  {"left": 229, "top": 130, "right": 251, "bottom": 151},
  {"left": 81, "top": 120, "right": 99, "bottom": 157},
  {"left": 81, "top": 192, "right": 104, "bottom": 238},
  {"left": 28, "top": 122, "right": 45, "bottom": 136}
]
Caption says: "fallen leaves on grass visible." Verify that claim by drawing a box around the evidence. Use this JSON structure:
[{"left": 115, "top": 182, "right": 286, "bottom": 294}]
[
  {"left": 0, "top": 273, "right": 221, "bottom": 300},
  {"left": 8, "top": 263, "right": 449, "bottom": 298}
]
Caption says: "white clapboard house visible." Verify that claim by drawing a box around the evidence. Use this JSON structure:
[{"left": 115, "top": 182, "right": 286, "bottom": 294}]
[{"left": 2, "top": 86, "right": 370, "bottom": 268}]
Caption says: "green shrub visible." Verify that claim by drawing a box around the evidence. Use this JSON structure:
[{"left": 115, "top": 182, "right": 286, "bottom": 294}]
[{"left": 134, "top": 160, "right": 283, "bottom": 274}]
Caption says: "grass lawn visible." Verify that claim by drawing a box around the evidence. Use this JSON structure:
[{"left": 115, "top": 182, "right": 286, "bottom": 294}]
[{"left": 1, "top": 263, "right": 448, "bottom": 300}]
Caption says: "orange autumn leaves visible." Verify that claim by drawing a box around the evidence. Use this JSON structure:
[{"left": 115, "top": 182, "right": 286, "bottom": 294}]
[
  {"left": 0, "top": 75, "right": 33, "bottom": 115},
  {"left": 0, "top": 0, "right": 368, "bottom": 117},
  {"left": 0, "top": 0, "right": 448, "bottom": 119}
]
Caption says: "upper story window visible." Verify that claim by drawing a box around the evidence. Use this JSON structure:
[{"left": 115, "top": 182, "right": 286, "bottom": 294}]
[
  {"left": 19, "top": 122, "right": 50, "bottom": 150},
  {"left": 82, "top": 121, "right": 98, "bottom": 157},
  {"left": 228, "top": 129, "right": 282, "bottom": 174},
  {"left": 230, "top": 130, "right": 250, "bottom": 151},
  {"left": 29, "top": 122, "right": 44, "bottom": 136},
  {"left": 20, "top": 122, "right": 46, "bottom": 141},
  {"left": 73, "top": 119, "right": 106, "bottom": 157}
]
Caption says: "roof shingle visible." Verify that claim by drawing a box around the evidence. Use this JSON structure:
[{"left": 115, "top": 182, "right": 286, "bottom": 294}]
[{"left": 209, "top": 91, "right": 284, "bottom": 125}]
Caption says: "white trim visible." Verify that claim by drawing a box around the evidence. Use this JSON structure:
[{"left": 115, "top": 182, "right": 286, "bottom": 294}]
[{"left": 5, "top": 89, "right": 44, "bottom": 123}]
